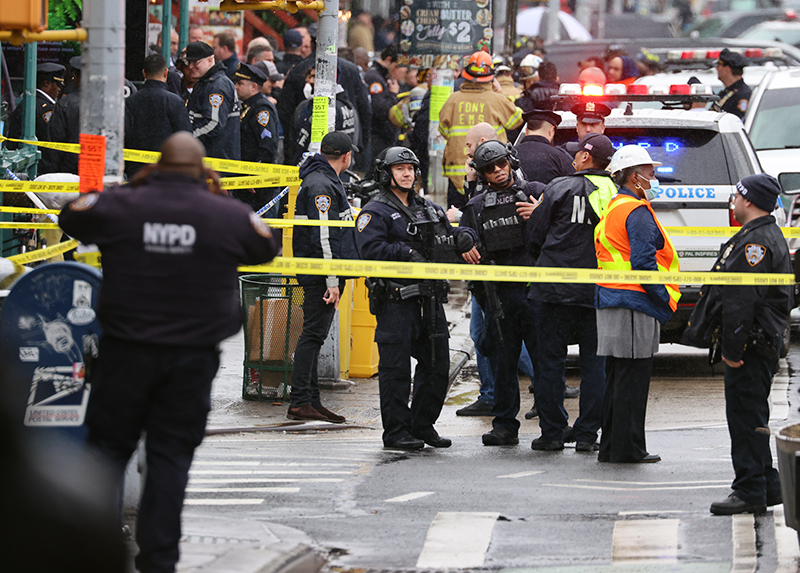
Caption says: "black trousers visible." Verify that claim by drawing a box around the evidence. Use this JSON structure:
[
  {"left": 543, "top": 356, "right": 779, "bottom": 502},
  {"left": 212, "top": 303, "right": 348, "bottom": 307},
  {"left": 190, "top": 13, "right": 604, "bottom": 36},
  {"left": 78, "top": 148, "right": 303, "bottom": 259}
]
[
  {"left": 598, "top": 356, "right": 652, "bottom": 462},
  {"left": 375, "top": 299, "right": 449, "bottom": 445},
  {"left": 85, "top": 336, "right": 219, "bottom": 573},
  {"left": 725, "top": 346, "right": 781, "bottom": 505},
  {"left": 290, "top": 282, "right": 339, "bottom": 408},
  {"left": 483, "top": 285, "right": 537, "bottom": 435}
]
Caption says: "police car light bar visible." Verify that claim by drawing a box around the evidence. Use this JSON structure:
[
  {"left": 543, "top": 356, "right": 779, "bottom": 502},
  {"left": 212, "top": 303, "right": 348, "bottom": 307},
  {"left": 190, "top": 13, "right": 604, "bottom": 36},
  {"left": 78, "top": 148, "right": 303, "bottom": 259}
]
[
  {"left": 664, "top": 47, "right": 785, "bottom": 65},
  {"left": 556, "top": 83, "right": 718, "bottom": 103}
]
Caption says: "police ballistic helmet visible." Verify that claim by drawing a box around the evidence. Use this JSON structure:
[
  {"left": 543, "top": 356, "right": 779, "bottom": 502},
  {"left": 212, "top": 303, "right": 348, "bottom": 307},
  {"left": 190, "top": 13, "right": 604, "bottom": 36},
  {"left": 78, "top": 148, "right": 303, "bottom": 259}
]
[
  {"left": 470, "top": 140, "right": 519, "bottom": 174},
  {"left": 377, "top": 146, "right": 420, "bottom": 189}
]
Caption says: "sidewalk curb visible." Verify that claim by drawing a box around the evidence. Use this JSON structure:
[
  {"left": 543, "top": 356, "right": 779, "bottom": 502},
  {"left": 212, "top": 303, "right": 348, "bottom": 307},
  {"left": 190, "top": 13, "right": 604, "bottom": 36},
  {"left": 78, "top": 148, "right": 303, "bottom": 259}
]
[{"left": 193, "top": 543, "right": 325, "bottom": 573}]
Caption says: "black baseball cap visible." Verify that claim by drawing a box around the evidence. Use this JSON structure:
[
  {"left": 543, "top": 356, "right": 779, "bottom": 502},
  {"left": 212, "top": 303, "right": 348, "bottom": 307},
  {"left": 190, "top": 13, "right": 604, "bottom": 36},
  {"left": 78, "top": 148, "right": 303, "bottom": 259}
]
[
  {"left": 320, "top": 132, "right": 358, "bottom": 156},
  {"left": 283, "top": 29, "right": 303, "bottom": 49},
  {"left": 570, "top": 101, "right": 611, "bottom": 124},
  {"left": 68, "top": 56, "right": 82, "bottom": 71},
  {"left": 566, "top": 133, "right": 615, "bottom": 162},
  {"left": 184, "top": 41, "right": 214, "bottom": 61},
  {"left": 234, "top": 63, "right": 267, "bottom": 86},
  {"left": 718, "top": 48, "right": 747, "bottom": 69},
  {"left": 38, "top": 62, "right": 65, "bottom": 85},
  {"left": 523, "top": 108, "right": 562, "bottom": 128}
]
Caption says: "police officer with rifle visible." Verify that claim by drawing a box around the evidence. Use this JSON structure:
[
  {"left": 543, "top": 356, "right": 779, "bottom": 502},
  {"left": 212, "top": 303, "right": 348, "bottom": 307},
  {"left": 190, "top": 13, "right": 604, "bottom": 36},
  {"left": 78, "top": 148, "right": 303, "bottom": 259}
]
[
  {"left": 355, "top": 147, "right": 477, "bottom": 451},
  {"left": 459, "top": 140, "right": 543, "bottom": 447}
]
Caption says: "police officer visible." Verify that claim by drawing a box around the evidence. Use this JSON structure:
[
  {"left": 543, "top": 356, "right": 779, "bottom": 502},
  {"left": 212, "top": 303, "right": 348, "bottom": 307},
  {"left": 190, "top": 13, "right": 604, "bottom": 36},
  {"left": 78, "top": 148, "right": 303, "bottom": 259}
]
[
  {"left": 364, "top": 45, "right": 403, "bottom": 159},
  {"left": 515, "top": 109, "right": 574, "bottom": 185},
  {"left": 4, "top": 62, "right": 64, "bottom": 160},
  {"left": 46, "top": 56, "right": 83, "bottom": 174},
  {"left": 712, "top": 48, "right": 750, "bottom": 119},
  {"left": 708, "top": 174, "right": 791, "bottom": 515},
  {"left": 460, "top": 140, "right": 541, "bottom": 446},
  {"left": 184, "top": 41, "right": 240, "bottom": 160},
  {"left": 527, "top": 133, "right": 616, "bottom": 452},
  {"left": 58, "top": 132, "right": 279, "bottom": 573},
  {"left": 233, "top": 62, "right": 280, "bottom": 209},
  {"left": 572, "top": 101, "right": 610, "bottom": 140},
  {"left": 125, "top": 54, "right": 192, "bottom": 176},
  {"left": 354, "top": 147, "right": 477, "bottom": 450},
  {"left": 289, "top": 132, "right": 358, "bottom": 423}
]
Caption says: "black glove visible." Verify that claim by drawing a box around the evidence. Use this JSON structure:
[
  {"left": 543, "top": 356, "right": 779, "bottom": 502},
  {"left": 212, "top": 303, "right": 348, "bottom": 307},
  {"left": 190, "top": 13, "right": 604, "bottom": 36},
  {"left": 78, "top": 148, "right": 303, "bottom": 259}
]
[
  {"left": 409, "top": 250, "right": 427, "bottom": 263},
  {"left": 455, "top": 232, "right": 475, "bottom": 254}
]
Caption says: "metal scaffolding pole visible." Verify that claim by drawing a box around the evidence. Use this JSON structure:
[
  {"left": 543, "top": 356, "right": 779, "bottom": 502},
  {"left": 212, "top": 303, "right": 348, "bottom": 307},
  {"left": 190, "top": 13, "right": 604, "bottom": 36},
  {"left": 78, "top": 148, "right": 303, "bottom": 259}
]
[
  {"left": 179, "top": 0, "right": 190, "bottom": 52},
  {"left": 162, "top": 0, "right": 173, "bottom": 62},
  {"left": 82, "top": 0, "right": 126, "bottom": 184}
]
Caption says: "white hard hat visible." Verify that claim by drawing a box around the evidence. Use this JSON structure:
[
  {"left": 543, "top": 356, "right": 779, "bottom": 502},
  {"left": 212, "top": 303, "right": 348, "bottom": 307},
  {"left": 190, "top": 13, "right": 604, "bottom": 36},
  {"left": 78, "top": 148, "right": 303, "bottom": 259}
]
[
  {"left": 518, "top": 54, "right": 543, "bottom": 81},
  {"left": 608, "top": 145, "right": 662, "bottom": 176}
]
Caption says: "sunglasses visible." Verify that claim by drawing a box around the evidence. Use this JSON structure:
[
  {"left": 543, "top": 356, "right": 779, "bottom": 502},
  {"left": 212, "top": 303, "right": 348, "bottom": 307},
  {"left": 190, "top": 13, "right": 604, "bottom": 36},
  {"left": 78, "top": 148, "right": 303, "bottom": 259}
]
[{"left": 482, "top": 158, "right": 509, "bottom": 174}]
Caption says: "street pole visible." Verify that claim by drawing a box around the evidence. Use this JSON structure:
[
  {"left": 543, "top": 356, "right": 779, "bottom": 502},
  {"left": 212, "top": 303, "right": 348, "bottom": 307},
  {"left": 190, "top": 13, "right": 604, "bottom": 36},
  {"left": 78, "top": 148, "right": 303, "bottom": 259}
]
[
  {"left": 547, "top": 0, "right": 560, "bottom": 43},
  {"left": 82, "top": 0, "right": 126, "bottom": 184},
  {"left": 312, "top": 0, "right": 345, "bottom": 383},
  {"left": 22, "top": 42, "right": 37, "bottom": 178},
  {"left": 179, "top": 0, "right": 189, "bottom": 52},
  {"left": 162, "top": 0, "right": 173, "bottom": 63}
]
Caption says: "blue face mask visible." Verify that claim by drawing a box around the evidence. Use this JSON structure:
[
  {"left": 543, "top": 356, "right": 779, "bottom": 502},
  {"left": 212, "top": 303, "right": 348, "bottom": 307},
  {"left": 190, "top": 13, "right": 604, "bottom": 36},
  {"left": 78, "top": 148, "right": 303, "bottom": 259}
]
[{"left": 640, "top": 174, "right": 660, "bottom": 201}]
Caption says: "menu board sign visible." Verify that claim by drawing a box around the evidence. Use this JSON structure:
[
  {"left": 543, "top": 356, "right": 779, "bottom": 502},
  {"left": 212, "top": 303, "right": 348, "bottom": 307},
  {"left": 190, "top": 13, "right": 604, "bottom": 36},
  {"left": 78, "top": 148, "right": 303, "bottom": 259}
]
[{"left": 398, "top": 0, "right": 493, "bottom": 69}]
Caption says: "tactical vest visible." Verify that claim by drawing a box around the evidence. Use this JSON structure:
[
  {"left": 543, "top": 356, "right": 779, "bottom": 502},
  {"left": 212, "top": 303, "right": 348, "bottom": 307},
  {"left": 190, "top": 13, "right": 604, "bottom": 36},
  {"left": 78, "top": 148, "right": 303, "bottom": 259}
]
[
  {"left": 372, "top": 191, "right": 460, "bottom": 264},
  {"left": 479, "top": 189, "right": 525, "bottom": 255}
]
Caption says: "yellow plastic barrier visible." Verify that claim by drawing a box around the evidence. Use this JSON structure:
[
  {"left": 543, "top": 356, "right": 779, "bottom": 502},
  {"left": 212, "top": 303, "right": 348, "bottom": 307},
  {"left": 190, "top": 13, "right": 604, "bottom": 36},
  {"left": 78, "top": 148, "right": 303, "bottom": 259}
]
[{"left": 349, "top": 277, "right": 379, "bottom": 378}]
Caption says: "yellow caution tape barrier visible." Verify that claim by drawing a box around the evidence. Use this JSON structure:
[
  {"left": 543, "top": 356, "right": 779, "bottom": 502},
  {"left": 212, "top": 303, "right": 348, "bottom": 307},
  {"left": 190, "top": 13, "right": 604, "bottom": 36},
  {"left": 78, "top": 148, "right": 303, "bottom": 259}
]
[
  {"left": 0, "top": 260, "right": 25, "bottom": 289},
  {"left": 0, "top": 136, "right": 300, "bottom": 183},
  {"left": 0, "top": 222, "right": 60, "bottom": 229},
  {"left": 6, "top": 239, "right": 78, "bottom": 264},
  {"left": 240, "top": 257, "right": 795, "bottom": 286},
  {"left": 0, "top": 206, "right": 60, "bottom": 215},
  {"left": 0, "top": 176, "right": 294, "bottom": 193}
]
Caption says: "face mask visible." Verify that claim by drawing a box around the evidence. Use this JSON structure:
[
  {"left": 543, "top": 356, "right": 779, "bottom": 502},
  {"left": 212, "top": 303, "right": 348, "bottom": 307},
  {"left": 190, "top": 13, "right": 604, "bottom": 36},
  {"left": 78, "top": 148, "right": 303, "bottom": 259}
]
[
  {"left": 303, "top": 82, "right": 313, "bottom": 99},
  {"left": 638, "top": 173, "right": 660, "bottom": 201}
]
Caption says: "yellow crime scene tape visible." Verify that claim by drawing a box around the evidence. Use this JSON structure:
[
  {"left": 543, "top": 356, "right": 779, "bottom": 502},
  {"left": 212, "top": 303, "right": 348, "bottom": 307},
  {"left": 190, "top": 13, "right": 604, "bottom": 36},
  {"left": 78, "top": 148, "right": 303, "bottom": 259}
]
[
  {"left": 0, "top": 136, "right": 300, "bottom": 184},
  {"left": 5, "top": 239, "right": 78, "bottom": 264},
  {"left": 240, "top": 257, "right": 795, "bottom": 286},
  {"left": 0, "top": 176, "right": 293, "bottom": 193}
]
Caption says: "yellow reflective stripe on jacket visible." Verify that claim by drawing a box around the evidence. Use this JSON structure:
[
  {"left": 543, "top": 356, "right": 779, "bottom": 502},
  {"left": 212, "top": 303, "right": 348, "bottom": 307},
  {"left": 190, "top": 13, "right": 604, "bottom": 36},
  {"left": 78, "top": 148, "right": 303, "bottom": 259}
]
[
  {"left": 585, "top": 174, "right": 617, "bottom": 219},
  {"left": 443, "top": 164, "right": 466, "bottom": 176},
  {"left": 503, "top": 107, "right": 523, "bottom": 130}
]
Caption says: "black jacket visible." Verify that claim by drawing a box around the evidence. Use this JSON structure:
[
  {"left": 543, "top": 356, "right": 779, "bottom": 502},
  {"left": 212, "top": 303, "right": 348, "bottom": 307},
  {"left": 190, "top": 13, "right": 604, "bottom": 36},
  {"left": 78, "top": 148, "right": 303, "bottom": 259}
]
[
  {"left": 45, "top": 91, "right": 81, "bottom": 174},
  {"left": 125, "top": 80, "right": 193, "bottom": 155},
  {"left": 4, "top": 89, "right": 56, "bottom": 148},
  {"left": 515, "top": 134, "right": 575, "bottom": 185},
  {"left": 293, "top": 154, "right": 358, "bottom": 287},
  {"left": 716, "top": 215, "right": 792, "bottom": 361},
  {"left": 290, "top": 91, "right": 361, "bottom": 166},
  {"left": 59, "top": 172, "right": 279, "bottom": 347},
  {"left": 363, "top": 61, "right": 399, "bottom": 158},
  {"left": 712, "top": 78, "right": 751, "bottom": 119},
  {"left": 277, "top": 56, "right": 371, "bottom": 167},
  {"left": 239, "top": 92, "right": 279, "bottom": 164},
  {"left": 187, "top": 62, "right": 240, "bottom": 160},
  {"left": 408, "top": 90, "right": 430, "bottom": 191},
  {"left": 527, "top": 170, "right": 615, "bottom": 306}
]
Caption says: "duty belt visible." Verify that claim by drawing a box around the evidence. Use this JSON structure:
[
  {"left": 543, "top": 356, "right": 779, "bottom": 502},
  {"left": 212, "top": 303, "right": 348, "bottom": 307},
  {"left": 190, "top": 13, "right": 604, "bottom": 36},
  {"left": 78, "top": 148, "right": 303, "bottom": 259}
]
[{"left": 386, "top": 280, "right": 449, "bottom": 302}]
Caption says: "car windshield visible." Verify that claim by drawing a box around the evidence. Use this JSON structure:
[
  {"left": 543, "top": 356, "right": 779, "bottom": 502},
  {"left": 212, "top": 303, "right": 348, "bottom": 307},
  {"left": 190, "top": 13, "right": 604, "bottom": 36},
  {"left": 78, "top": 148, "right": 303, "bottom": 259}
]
[
  {"left": 748, "top": 88, "right": 800, "bottom": 150},
  {"left": 740, "top": 26, "right": 800, "bottom": 45},
  {"left": 554, "top": 127, "right": 732, "bottom": 184}
]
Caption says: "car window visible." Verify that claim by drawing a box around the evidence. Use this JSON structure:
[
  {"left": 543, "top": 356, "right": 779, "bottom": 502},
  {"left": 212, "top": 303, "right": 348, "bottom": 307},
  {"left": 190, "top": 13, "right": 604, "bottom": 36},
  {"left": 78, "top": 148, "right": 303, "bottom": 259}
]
[
  {"left": 721, "top": 132, "right": 757, "bottom": 181},
  {"left": 748, "top": 88, "right": 800, "bottom": 151},
  {"left": 741, "top": 26, "right": 800, "bottom": 45},
  {"left": 555, "top": 127, "right": 732, "bottom": 185}
]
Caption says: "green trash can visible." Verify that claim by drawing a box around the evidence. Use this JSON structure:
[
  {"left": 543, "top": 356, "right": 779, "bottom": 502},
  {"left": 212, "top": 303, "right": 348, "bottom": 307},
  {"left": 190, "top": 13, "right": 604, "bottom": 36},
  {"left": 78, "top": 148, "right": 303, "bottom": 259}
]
[{"left": 240, "top": 274, "right": 305, "bottom": 401}]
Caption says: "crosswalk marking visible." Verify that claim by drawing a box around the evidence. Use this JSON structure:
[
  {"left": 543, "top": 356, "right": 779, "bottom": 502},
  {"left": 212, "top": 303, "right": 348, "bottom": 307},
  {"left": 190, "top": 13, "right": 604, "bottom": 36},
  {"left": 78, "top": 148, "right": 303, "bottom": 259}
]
[
  {"left": 579, "top": 479, "right": 730, "bottom": 486},
  {"left": 385, "top": 492, "right": 434, "bottom": 503},
  {"left": 731, "top": 514, "right": 756, "bottom": 573},
  {"left": 416, "top": 512, "right": 499, "bottom": 568},
  {"left": 773, "top": 505, "right": 800, "bottom": 573},
  {"left": 184, "top": 499, "right": 264, "bottom": 506},
  {"left": 186, "top": 487, "right": 300, "bottom": 493},
  {"left": 191, "top": 461, "right": 359, "bottom": 467},
  {"left": 545, "top": 483, "right": 730, "bottom": 492},
  {"left": 189, "top": 478, "right": 344, "bottom": 483},
  {"left": 612, "top": 519, "right": 679, "bottom": 563},
  {"left": 189, "top": 470, "right": 351, "bottom": 475},
  {"left": 497, "top": 471, "right": 544, "bottom": 479}
]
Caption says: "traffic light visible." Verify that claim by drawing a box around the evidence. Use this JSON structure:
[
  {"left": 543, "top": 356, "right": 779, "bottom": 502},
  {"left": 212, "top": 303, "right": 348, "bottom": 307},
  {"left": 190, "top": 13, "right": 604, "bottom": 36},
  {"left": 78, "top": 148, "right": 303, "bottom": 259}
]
[{"left": 0, "top": 0, "right": 49, "bottom": 33}]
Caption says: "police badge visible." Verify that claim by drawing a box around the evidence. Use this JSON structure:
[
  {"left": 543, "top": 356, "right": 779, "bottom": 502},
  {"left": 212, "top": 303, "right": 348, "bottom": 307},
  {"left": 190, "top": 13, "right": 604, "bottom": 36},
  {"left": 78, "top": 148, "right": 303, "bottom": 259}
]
[
  {"left": 357, "top": 213, "right": 371, "bottom": 232},
  {"left": 257, "top": 110, "right": 269, "bottom": 126},
  {"left": 315, "top": 195, "right": 331, "bottom": 213},
  {"left": 745, "top": 244, "right": 766, "bottom": 266},
  {"left": 209, "top": 93, "right": 224, "bottom": 108},
  {"left": 43, "top": 111, "right": 53, "bottom": 123}
]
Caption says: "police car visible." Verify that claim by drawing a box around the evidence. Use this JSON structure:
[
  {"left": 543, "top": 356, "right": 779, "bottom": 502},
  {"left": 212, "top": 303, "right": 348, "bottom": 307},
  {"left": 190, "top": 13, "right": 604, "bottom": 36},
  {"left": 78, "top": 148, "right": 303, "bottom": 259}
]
[{"left": 549, "top": 83, "right": 766, "bottom": 344}]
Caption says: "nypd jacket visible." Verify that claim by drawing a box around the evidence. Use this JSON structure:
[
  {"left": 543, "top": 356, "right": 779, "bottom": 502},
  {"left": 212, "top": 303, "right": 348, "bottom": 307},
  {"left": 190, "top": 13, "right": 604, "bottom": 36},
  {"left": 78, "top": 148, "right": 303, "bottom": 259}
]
[
  {"left": 293, "top": 154, "right": 358, "bottom": 287},
  {"left": 5, "top": 89, "right": 56, "bottom": 150},
  {"left": 515, "top": 134, "right": 575, "bottom": 185},
  {"left": 715, "top": 214, "right": 792, "bottom": 361},
  {"left": 355, "top": 188, "right": 477, "bottom": 286},
  {"left": 239, "top": 92, "right": 279, "bottom": 164},
  {"left": 187, "top": 62, "right": 240, "bottom": 160},
  {"left": 527, "top": 169, "right": 616, "bottom": 306},
  {"left": 125, "top": 80, "right": 193, "bottom": 152},
  {"left": 59, "top": 172, "right": 279, "bottom": 347},
  {"left": 364, "top": 61, "right": 399, "bottom": 157},
  {"left": 712, "top": 78, "right": 751, "bottom": 119}
]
